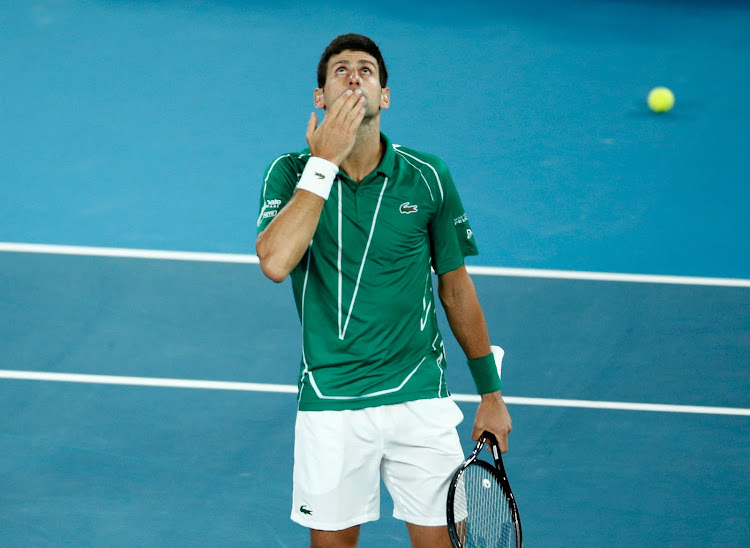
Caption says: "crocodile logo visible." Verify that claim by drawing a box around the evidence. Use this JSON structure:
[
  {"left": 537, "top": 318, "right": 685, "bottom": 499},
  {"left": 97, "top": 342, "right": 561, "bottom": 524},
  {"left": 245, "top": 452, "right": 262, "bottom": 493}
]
[
  {"left": 300, "top": 505, "right": 313, "bottom": 515},
  {"left": 400, "top": 202, "right": 418, "bottom": 214}
]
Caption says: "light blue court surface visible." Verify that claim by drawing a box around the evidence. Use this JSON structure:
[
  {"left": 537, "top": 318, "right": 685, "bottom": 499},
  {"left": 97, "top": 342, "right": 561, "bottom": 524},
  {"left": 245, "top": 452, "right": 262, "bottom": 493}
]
[
  {"left": 2, "top": 0, "right": 750, "bottom": 277},
  {"left": 1, "top": 1, "right": 749, "bottom": 546}
]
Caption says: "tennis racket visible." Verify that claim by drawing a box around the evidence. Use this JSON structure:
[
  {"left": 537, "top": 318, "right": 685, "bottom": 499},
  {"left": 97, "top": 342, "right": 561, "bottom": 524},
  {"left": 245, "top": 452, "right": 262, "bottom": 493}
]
[{"left": 446, "top": 431, "right": 522, "bottom": 548}]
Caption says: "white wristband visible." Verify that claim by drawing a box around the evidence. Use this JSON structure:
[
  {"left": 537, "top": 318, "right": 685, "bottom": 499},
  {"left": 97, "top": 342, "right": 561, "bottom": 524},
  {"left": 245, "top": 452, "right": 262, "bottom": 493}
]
[
  {"left": 491, "top": 345, "right": 504, "bottom": 379},
  {"left": 296, "top": 157, "right": 339, "bottom": 200}
]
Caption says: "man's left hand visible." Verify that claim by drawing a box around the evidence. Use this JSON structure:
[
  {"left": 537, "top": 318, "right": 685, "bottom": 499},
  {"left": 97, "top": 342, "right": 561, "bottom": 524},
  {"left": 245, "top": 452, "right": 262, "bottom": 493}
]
[{"left": 471, "top": 390, "right": 512, "bottom": 453}]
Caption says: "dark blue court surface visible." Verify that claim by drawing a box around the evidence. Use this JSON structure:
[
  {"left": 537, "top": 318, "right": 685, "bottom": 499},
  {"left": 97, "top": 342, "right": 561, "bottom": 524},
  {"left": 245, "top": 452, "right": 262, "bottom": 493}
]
[
  {"left": 1, "top": 1, "right": 749, "bottom": 546},
  {"left": 1, "top": 252, "right": 748, "bottom": 546}
]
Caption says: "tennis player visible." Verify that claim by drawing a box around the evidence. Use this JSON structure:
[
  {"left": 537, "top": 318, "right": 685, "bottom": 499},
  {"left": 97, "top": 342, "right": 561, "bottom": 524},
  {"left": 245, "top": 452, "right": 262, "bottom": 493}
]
[{"left": 256, "top": 33, "right": 512, "bottom": 548}]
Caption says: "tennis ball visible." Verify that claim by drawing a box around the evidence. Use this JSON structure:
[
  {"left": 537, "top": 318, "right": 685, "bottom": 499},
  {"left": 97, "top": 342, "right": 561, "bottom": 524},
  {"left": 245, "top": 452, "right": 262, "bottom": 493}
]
[{"left": 647, "top": 86, "right": 675, "bottom": 113}]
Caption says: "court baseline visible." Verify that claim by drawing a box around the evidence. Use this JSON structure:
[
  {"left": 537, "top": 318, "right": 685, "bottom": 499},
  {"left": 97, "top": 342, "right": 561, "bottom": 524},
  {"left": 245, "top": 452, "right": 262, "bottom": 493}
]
[
  {"left": 1, "top": 369, "right": 747, "bottom": 417},
  {"left": 2, "top": 242, "right": 749, "bottom": 287}
]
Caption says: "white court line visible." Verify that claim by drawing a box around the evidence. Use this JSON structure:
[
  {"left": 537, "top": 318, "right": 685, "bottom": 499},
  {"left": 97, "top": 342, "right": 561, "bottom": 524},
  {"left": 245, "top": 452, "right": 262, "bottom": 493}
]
[
  {"left": 0, "top": 369, "right": 295, "bottom": 394},
  {"left": 465, "top": 265, "right": 750, "bottom": 288},
  {"left": 1, "top": 241, "right": 749, "bottom": 286},
  {"left": 1, "top": 370, "right": 748, "bottom": 417},
  {"left": 452, "top": 393, "right": 750, "bottom": 416},
  {"left": 0, "top": 242, "right": 259, "bottom": 264}
]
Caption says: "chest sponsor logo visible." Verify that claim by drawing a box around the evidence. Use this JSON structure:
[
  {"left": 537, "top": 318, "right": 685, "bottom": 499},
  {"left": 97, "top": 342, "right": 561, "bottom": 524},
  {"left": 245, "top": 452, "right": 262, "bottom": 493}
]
[{"left": 400, "top": 202, "right": 418, "bottom": 214}]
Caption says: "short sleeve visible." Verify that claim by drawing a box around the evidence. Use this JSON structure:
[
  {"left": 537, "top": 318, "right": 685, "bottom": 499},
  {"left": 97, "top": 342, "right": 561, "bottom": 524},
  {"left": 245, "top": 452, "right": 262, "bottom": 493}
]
[
  {"left": 429, "top": 162, "right": 479, "bottom": 275},
  {"left": 256, "top": 154, "right": 300, "bottom": 234}
]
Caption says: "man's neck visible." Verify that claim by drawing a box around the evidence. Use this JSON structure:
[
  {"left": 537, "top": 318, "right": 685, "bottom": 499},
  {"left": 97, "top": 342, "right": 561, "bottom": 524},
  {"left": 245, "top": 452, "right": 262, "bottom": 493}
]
[{"left": 339, "top": 120, "right": 383, "bottom": 183}]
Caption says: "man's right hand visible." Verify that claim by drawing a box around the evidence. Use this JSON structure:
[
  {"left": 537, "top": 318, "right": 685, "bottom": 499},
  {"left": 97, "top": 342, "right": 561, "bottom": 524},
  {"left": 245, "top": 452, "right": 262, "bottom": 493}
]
[{"left": 305, "top": 89, "right": 366, "bottom": 166}]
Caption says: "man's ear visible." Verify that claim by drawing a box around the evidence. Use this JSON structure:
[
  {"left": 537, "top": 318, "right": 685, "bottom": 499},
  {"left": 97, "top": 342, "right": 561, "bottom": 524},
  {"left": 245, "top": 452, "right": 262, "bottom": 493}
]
[
  {"left": 380, "top": 87, "right": 391, "bottom": 110},
  {"left": 314, "top": 88, "right": 325, "bottom": 109}
]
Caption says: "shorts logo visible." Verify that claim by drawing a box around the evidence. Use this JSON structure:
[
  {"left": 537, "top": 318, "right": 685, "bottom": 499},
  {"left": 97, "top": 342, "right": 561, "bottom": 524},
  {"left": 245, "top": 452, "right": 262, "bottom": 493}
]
[
  {"left": 400, "top": 202, "right": 418, "bottom": 214},
  {"left": 300, "top": 505, "right": 313, "bottom": 515}
]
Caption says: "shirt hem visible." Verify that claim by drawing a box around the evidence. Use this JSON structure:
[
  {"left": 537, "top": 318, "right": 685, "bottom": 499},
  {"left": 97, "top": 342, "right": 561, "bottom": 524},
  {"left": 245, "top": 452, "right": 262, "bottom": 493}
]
[{"left": 297, "top": 391, "right": 452, "bottom": 412}]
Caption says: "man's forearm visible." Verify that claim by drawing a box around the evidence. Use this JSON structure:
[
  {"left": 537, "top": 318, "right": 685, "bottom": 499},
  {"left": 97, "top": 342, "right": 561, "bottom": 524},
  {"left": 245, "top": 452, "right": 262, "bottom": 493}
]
[
  {"left": 440, "top": 268, "right": 512, "bottom": 447},
  {"left": 255, "top": 189, "right": 325, "bottom": 282}
]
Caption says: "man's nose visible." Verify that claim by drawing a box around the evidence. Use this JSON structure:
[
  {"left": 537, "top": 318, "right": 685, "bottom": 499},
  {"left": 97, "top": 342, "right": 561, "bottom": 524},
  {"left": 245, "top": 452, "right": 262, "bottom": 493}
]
[{"left": 349, "top": 71, "right": 362, "bottom": 86}]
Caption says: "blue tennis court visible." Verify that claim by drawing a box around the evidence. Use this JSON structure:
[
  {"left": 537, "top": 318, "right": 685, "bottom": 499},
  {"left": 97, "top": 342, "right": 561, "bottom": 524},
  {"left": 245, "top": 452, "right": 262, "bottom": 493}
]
[{"left": 1, "top": 1, "right": 749, "bottom": 546}]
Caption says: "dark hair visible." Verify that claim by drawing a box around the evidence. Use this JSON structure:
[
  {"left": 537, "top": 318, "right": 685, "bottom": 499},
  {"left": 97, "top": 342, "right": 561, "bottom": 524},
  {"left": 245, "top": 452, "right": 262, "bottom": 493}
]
[{"left": 317, "top": 34, "right": 388, "bottom": 88}]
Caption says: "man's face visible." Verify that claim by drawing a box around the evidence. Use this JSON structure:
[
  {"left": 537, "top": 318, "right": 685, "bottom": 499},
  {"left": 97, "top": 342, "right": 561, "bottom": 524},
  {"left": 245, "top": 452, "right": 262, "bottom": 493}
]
[{"left": 314, "top": 50, "right": 390, "bottom": 118}]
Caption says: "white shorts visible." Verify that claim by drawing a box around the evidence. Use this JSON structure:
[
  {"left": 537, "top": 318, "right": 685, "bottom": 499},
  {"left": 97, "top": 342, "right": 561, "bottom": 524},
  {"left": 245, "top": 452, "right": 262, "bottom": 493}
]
[{"left": 291, "top": 398, "right": 465, "bottom": 531}]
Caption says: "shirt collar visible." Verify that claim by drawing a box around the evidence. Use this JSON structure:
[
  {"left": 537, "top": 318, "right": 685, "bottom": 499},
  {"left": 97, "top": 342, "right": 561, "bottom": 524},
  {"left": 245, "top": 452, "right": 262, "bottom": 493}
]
[{"left": 374, "top": 132, "right": 396, "bottom": 178}]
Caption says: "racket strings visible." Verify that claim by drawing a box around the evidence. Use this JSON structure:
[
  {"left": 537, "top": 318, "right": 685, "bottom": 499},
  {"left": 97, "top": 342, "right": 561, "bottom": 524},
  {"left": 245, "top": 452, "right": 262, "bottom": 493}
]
[{"left": 454, "top": 464, "right": 515, "bottom": 547}]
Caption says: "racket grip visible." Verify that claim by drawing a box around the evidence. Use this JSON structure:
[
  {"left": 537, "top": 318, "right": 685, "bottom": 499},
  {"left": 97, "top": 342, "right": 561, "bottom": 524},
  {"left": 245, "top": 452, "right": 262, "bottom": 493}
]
[
  {"left": 482, "top": 431, "right": 498, "bottom": 446},
  {"left": 482, "top": 431, "right": 503, "bottom": 465}
]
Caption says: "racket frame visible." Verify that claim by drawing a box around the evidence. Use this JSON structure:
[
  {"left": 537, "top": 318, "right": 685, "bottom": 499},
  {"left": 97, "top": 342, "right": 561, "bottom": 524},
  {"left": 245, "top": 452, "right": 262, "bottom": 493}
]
[{"left": 446, "top": 432, "right": 522, "bottom": 548}]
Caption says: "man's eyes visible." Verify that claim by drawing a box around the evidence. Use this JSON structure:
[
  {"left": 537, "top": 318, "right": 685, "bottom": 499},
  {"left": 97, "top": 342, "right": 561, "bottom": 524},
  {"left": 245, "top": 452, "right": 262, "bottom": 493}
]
[{"left": 334, "top": 66, "right": 374, "bottom": 76}]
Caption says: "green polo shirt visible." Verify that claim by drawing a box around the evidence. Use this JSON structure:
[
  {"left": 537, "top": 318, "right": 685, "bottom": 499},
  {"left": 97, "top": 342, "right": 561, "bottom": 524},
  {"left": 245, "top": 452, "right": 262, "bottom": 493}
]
[{"left": 257, "top": 133, "right": 478, "bottom": 411}]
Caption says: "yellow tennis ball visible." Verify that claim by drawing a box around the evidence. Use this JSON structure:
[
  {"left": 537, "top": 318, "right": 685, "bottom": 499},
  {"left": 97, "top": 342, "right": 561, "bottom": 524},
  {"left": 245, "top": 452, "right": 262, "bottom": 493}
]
[{"left": 647, "top": 87, "right": 675, "bottom": 113}]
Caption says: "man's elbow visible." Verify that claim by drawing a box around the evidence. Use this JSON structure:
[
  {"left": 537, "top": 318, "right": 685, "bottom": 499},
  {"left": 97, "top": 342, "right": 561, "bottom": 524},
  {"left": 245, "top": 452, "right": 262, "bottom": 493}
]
[
  {"left": 262, "top": 266, "right": 288, "bottom": 283},
  {"left": 257, "top": 253, "right": 289, "bottom": 283},
  {"left": 255, "top": 235, "right": 288, "bottom": 283}
]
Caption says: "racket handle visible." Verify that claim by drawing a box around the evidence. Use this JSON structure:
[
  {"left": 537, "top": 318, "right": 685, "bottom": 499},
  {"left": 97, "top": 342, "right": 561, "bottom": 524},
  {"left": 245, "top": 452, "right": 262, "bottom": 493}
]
[
  {"left": 482, "top": 431, "right": 501, "bottom": 462},
  {"left": 482, "top": 431, "right": 498, "bottom": 446}
]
